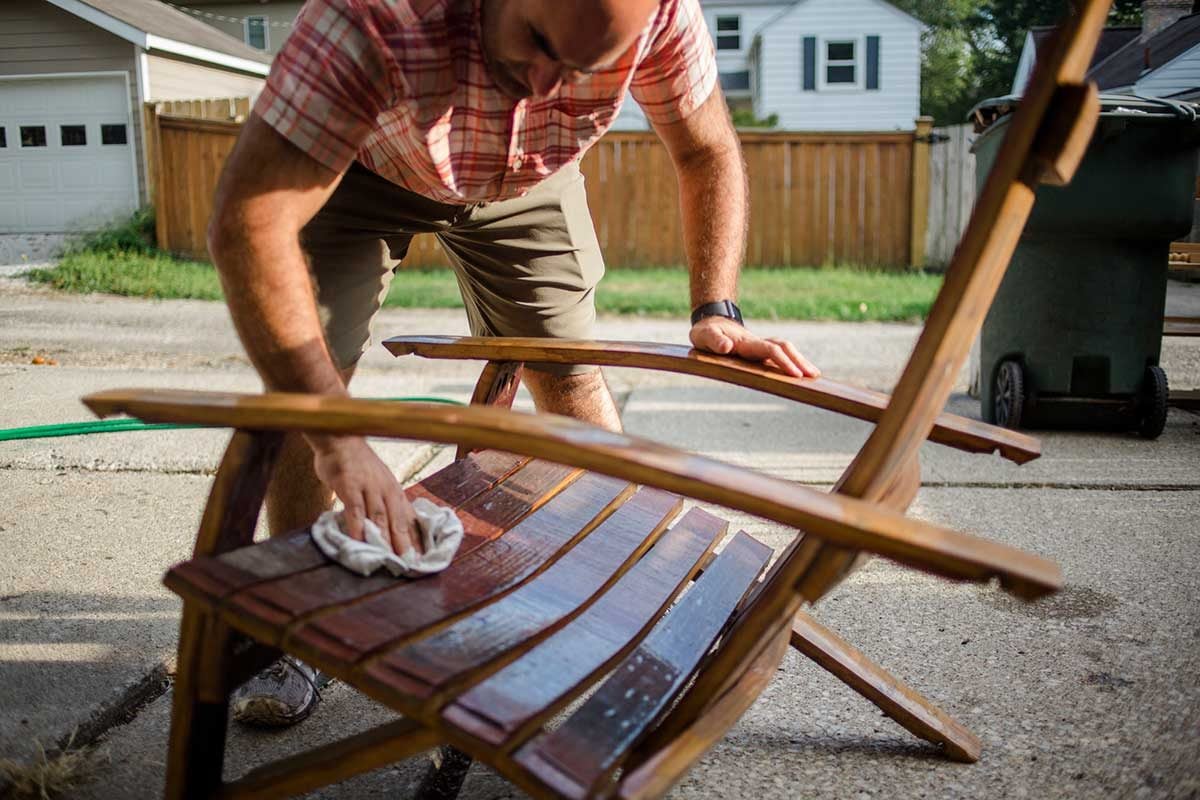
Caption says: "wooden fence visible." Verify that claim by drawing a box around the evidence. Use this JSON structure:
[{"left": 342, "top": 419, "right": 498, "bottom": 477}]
[
  {"left": 149, "top": 102, "right": 935, "bottom": 269},
  {"left": 925, "top": 124, "right": 977, "bottom": 268}
]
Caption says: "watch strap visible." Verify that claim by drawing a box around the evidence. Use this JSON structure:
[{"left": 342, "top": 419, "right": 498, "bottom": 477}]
[{"left": 691, "top": 300, "right": 744, "bottom": 327}]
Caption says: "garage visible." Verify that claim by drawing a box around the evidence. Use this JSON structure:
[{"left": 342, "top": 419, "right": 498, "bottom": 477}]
[{"left": 0, "top": 74, "right": 138, "bottom": 234}]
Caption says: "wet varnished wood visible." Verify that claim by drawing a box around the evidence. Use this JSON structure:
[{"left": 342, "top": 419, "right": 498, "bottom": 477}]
[
  {"left": 361, "top": 489, "right": 684, "bottom": 712},
  {"left": 287, "top": 473, "right": 634, "bottom": 666},
  {"left": 165, "top": 451, "right": 527, "bottom": 608},
  {"left": 514, "top": 532, "right": 773, "bottom": 799},
  {"left": 459, "top": 361, "right": 525, "bottom": 459},
  {"left": 217, "top": 719, "right": 438, "bottom": 800},
  {"left": 444, "top": 509, "right": 730, "bottom": 750},
  {"left": 218, "top": 460, "right": 580, "bottom": 645},
  {"left": 85, "top": 389, "right": 1063, "bottom": 598},
  {"left": 384, "top": 336, "right": 1041, "bottom": 465},
  {"left": 790, "top": 611, "right": 982, "bottom": 762}
]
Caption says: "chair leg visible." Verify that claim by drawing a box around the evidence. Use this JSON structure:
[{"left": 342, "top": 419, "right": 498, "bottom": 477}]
[
  {"left": 413, "top": 746, "right": 474, "bottom": 800},
  {"left": 164, "top": 607, "right": 238, "bottom": 799},
  {"left": 789, "top": 610, "right": 982, "bottom": 763}
]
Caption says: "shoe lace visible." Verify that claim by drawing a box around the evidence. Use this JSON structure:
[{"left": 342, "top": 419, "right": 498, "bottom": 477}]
[{"left": 274, "top": 656, "right": 324, "bottom": 702}]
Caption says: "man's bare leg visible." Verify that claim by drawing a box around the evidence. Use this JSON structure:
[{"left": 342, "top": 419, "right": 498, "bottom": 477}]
[
  {"left": 523, "top": 368, "right": 622, "bottom": 433},
  {"left": 266, "top": 366, "right": 355, "bottom": 537}
]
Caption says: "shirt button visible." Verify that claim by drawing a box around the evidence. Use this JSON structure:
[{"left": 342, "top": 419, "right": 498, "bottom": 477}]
[{"left": 513, "top": 157, "right": 523, "bottom": 171}]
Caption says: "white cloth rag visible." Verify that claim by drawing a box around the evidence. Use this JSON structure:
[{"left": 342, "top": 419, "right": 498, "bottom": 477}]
[{"left": 310, "top": 498, "right": 464, "bottom": 578}]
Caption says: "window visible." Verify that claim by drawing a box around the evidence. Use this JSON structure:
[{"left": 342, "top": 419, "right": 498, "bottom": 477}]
[
  {"left": 825, "top": 40, "right": 858, "bottom": 86},
  {"left": 715, "top": 16, "right": 740, "bottom": 51},
  {"left": 245, "top": 15, "right": 268, "bottom": 50},
  {"left": 101, "top": 124, "right": 128, "bottom": 145},
  {"left": 61, "top": 125, "right": 87, "bottom": 146},
  {"left": 0, "top": 128, "right": 6, "bottom": 148},
  {"left": 719, "top": 71, "right": 751, "bottom": 93},
  {"left": 20, "top": 126, "right": 47, "bottom": 147}
]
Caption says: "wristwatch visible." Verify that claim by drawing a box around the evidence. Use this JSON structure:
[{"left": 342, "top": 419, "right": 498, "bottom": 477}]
[{"left": 691, "top": 300, "right": 744, "bottom": 327}]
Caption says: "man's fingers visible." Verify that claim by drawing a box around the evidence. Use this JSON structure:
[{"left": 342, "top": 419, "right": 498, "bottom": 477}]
[
  {"left": 341, "top": 496, "right": 367, "bottom": 541},
  {"left": 385, "top": 491, "right": 422, "bottom": 556},
  {"left": 771, "top": 338, "right": 821, "bottom": 378}
]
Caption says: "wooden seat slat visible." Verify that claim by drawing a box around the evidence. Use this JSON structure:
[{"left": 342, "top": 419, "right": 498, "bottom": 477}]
[
  {"left": 360, "top": 489, "right": 684, "bottom": 708},
  {"left": 216, "top": 460, "right": 581, "bottom": 644},
  {"left": 514, "top": 532, "right": 773, "bottom": 799},
  {"left": 163, "top": 451, "right": 527, "bottom": 607},
  {"left": 443, "top": 508, "right": 730, "bottom": 749},
  {"left": 287, "top": 473, "right": 635, "bottom": 666}
]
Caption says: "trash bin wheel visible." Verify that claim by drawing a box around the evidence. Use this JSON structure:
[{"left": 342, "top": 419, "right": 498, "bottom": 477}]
[
  {"left": 1137, "top": 365, "right": 1169, "bottom": 439},
  {"left": 994, "top": 360, "right": 1027, "bottom": 430}
]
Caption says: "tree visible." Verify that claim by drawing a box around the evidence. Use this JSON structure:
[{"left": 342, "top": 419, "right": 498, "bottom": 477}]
[{"left": 893, "top": 0, "right": 1146, "bottom": 125}]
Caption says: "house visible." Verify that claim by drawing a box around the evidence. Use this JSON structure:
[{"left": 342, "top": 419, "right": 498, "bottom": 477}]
[
  {"left": 618, "top": 0, "right": 923, "bottom": 131},
  {"left": 157, "top": 0, "right": 304, "bottom": 56},
  {"left": 1013, "top": 0, "right": 1200, "bottom": 101},
  {"left": 0, "top": 0, "right": 270, "bottom": 235}
]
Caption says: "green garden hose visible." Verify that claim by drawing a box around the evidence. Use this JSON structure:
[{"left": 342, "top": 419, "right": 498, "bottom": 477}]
[{"left": 0, "top": 396, "right": 466, "bottom": 442}]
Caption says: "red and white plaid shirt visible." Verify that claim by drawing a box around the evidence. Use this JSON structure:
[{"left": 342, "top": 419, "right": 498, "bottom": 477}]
[{"left": 254, "top": 0, "right": 717, "bottom": 204}]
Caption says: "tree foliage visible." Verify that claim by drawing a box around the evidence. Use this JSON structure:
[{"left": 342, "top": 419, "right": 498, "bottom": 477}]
[{"left": 890, "top": 0, "right": 1145, "bottom": 125}]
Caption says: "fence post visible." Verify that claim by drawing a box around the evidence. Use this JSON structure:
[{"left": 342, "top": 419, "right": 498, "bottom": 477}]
[
  {"left": 145, "top": 103, "right": 168, "bottom": 249},
  {"left": 909, "top": 116, "right": 934, "bottom": 269}
]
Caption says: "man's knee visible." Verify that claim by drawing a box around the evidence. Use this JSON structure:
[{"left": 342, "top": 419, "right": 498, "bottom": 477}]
[{"left": 523, "top": 367, "right": 621, "bottom": 432}]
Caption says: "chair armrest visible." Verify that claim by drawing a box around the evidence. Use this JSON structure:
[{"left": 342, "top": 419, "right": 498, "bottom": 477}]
[
  {"left": 383, "top": 336, "right": 1041, "bottom": 465},
  {"left": 84, "top": 388, "right": 1060, "bottom": 599}
]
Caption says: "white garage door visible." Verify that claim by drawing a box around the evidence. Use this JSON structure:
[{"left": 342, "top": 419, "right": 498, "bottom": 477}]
[{"left": 0, "top": 74, "right": 138, "bottom": 233}]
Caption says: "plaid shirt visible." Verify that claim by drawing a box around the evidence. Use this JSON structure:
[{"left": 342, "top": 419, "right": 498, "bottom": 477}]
[{"left": 254, "top": 0, "right": 717, "bottom": 204}]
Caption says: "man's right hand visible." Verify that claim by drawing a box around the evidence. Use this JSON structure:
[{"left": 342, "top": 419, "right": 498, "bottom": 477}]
[{"left": 309, "top": 435, "right": 422, "bottom": 556}]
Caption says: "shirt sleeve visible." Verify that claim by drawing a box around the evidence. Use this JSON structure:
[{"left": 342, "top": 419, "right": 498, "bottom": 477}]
[
  {"left": 627, "top": 0, "right": 718, "bottom": 125},
  {"left": 252, "top": 0, "right": 401, "bottom": 173}
]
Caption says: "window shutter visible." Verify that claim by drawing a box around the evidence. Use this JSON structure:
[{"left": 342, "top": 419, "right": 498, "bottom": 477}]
[
  {"left": 803, "top": 36, "right": 817, "bottom": 91},
  {"left": 866, "top": 36, "right": 881, "bottom": 90}
]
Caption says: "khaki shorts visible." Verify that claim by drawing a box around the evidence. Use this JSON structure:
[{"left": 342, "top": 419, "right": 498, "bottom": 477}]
[{"left": 301, "top": 161, "right": 604, "bottom": 375}]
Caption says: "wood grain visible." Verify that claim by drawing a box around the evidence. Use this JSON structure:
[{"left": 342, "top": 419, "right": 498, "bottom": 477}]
[
  {"left": 383, "top": 336, "right": 1041, "bottom": 465},
  {"left": 287, "top": 473, "right": 634, "bottom": 666},
  {"left": 219, "top": 460, "right": 580, "bottom": 645},
  {"left": 443, "top": 509, "right": 730, "bottom": 750},
  {"left": 790, "top": 611, "right": 982, "bottom": 762},
  {"left": 84, "top": 389, "right": 1062, "bottom": 597},
  {"left": 514, "top": 532, "right": 773, "bottom": 798},
  {"left": 361, "top": 489, "right": 683, "bottom": 708}
]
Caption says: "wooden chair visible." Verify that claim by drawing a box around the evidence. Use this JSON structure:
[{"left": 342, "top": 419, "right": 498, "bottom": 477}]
[{"left": 82, "top": 5, "right": 1111, "bottom": 798}]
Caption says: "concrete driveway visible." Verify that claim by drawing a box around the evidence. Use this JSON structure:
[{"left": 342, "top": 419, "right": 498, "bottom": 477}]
[{"left": 1, "top": 277, "right": 1198, "bottom": 799}]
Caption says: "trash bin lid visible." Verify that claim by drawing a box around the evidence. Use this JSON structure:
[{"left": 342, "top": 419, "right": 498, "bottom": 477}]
[{"left": 969, "top": 92, "right": 1199, "bottom": 133}]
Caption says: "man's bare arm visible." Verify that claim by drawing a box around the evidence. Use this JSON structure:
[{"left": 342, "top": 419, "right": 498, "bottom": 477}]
[
  {"left": 208, "top": 115, "right": 419, "bottom": 552},
  {"left": 652, "top": 91, "right": 820, "bottom": 378}
]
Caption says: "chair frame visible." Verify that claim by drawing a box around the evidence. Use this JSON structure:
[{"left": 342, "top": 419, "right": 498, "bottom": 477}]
[{"left": 83, "top": 4, "right": 1112, "bottom": 797}]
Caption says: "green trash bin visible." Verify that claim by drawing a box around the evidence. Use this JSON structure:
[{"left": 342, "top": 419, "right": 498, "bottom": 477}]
[{"left": 972, "top": 94, "right": 1200, "bottom": 439}]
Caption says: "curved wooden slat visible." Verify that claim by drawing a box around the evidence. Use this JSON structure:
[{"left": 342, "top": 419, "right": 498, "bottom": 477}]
[
  {"left": 289, "top": 473, "right": 635, "bottom": 667},
  {"left": 513, "top": 531, "right": 772, "bottom": 799},
  {"left": 360, "top": 489, "right": 683, "bottom": 712},
  {"left": 83, "top": 389, "right": 1062, "bottom": 598},
  {"left": 444, "top": 508, "right": 728, "bottom": 751},
  {"left": 383, "top": 335, "right": 1041, "bottom": 465},
  {"left": 615, "top": 622, "right": 792, "bottom": 800}
]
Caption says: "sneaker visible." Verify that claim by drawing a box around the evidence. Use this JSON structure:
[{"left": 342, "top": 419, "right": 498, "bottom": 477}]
[{"left": 230, "top": 656, "right": 328, "bottom": 728}]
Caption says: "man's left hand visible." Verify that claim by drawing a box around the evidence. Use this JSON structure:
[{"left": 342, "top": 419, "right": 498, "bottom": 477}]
[{"left": 690, "top": 316, "right": 821, "bottom": 379}]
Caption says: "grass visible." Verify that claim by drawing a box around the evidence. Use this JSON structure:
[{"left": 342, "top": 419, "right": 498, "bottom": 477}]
[
  {"left": 0, "top": 737, "right": 106, "bottom": 800},
  {"left": 28, "top": 213, "right": 943, "bottom": 322}
]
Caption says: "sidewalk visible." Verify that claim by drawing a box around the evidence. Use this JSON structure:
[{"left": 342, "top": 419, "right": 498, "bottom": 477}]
[{"left": 1, "top": 279, "right": 1199, "bottom": 798}]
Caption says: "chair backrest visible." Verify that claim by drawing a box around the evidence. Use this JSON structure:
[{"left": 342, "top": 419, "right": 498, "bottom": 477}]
[
  {"left": 652, "top": 0, "right": 1113, "bottom": 725},
  {"left": 790, "top": 0, "right": 1113, "bottom": 603}
]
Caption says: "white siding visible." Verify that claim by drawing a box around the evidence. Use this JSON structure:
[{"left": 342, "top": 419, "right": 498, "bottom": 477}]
[
  {"left": 754, "top": 0, "right": 921, "bottom": 130},
  {"left": 145, "top": 54, "right": 264, "bottom": 101},
  {"left": 0, "top": 0, "right": 145, "bottom": 201},
  {"left": 168, "top": 2, "right": 305, "bottom": 56},
  {"left": 1135, "top": 41, "right": 1200, "bottom": 97},
  {"left": 702, "top": 4, "right": 782, "bottom": 90}
]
